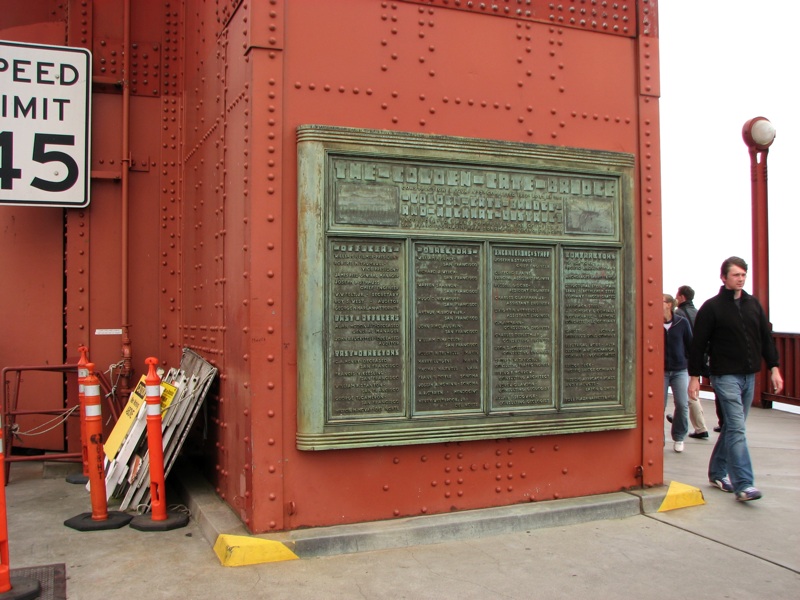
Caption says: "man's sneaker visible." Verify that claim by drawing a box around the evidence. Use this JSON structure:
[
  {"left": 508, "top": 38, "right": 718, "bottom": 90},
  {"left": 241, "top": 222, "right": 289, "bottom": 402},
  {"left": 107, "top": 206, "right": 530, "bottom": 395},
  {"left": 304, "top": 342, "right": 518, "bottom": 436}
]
[
  {"left": 666, "top": 414, "right": 673, "bottom": 423},
  {"left": 689, "top": 431, "right": 709, "bottom": 439},
  {"left": 710, "top": 476, "right": 734, "bottom": 492},
  {"left": 736, "top": 487, "right": 762, "bottom": 502},
  {"left": 673, "top": 441, "right": 684, "bottom": 452}
]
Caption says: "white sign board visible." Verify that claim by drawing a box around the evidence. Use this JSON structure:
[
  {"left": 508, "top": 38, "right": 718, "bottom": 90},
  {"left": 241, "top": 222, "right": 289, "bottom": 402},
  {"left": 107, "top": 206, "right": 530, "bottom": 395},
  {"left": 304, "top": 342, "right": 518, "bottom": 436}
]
[{"left": 0, "top": 40, "right": 91, "bottom": 207}]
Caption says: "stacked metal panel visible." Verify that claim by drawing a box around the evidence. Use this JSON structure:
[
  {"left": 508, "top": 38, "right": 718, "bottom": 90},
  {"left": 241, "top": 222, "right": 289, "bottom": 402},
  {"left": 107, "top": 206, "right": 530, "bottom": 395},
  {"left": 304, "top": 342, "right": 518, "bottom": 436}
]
[{"left": 98, "top": 349, "right": 217, "bottom": 512}]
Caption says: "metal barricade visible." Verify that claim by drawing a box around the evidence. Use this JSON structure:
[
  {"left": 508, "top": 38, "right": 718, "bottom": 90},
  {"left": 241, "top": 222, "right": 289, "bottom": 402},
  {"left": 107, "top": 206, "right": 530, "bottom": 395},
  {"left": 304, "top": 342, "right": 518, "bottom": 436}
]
[{"left": 1, "top": 364, "right": 120, "bottom": 474}]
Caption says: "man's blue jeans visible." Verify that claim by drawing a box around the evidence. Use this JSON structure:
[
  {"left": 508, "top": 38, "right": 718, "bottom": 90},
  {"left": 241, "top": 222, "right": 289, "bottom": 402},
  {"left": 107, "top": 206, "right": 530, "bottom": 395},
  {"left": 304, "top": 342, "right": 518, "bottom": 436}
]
[
  {"left": 710, "top": 373, "right": 755, "bottom": 492},
  {"left": 664, "top": 369, "right": 689, "bottom": 441}
]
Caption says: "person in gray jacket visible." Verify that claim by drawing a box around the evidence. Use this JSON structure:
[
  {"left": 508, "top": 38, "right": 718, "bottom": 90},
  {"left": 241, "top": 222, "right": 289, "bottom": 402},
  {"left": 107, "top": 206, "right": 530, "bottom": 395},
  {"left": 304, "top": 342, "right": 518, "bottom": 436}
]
[
  {"left": 687, "top": 257, "right": 783, "bottom": 502},
  {"left": 675, "top": 285, "right": 710, "bottom": 439},
  {"left": 675, "top": 285, "right": 698, "bottom": 326}
]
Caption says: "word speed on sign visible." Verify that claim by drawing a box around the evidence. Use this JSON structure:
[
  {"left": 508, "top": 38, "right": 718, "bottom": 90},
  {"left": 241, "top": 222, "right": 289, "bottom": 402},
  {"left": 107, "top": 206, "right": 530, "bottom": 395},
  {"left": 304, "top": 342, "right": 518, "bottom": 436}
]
[{"left": 0, "top": 40, "right": 91, "bottom": 207}]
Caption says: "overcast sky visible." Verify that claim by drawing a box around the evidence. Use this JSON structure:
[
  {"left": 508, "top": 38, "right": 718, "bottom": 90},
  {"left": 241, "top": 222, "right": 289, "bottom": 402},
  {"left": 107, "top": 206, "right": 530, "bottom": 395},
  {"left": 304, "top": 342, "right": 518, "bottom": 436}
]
[{"left": 659, "top": 1, "right": 800, "bottom": 332}]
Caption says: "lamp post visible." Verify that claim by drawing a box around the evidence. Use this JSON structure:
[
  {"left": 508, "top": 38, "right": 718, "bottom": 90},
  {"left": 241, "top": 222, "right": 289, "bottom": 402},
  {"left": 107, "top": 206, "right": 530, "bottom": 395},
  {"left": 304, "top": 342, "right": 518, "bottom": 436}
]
[
  {"left": 742, "top": 117, "right": 776, "bottom": 314},
  {"left": 742, "top": 116, "right": 776, "bottom": 407}
]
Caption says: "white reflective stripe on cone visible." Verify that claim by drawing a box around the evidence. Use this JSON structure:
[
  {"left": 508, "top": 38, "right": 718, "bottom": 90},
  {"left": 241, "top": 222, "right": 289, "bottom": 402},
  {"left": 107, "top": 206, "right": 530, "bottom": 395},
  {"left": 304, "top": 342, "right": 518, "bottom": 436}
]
[
  {"left": 85, "top": 405, "right": 102, "bottom": 417},
  {"left": 146, "top": 385, "right": 161, "bottom": 397},
  {"left": 147, "top": 403, "right": 162, "bottom": 416}
]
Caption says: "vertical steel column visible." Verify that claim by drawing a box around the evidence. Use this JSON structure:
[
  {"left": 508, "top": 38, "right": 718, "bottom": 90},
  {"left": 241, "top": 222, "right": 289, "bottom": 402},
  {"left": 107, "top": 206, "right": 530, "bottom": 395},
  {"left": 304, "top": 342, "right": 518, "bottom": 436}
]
[
  {"left": 119, "top": 0, "right": 134, "bottom": 393},
  {"left": 637, "top": 1, "right": 664, "bottom": 487}
]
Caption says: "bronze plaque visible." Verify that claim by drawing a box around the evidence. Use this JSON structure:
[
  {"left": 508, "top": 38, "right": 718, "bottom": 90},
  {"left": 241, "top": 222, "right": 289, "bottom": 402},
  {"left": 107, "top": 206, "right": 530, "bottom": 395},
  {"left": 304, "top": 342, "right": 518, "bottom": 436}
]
[
  {"left": 328, "top": 240, "right": 405, "bottom": 418},
  {"left": 491, "top": 247, "right": 555, "bottom": 409},
  {"left": 414, "top": 243, "right": 482, "bottom": 413},
  {"left": 297, "top": 126, "right": 635, "bottom": 450}
]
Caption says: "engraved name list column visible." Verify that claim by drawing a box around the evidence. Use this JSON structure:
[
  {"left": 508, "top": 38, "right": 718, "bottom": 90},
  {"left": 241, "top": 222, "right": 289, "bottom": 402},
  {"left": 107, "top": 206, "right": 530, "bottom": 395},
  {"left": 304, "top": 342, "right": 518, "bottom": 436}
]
[
  {"left": 561, "top": 249, "right": 620, "bottom": 405},
  {"left": 329, "top": 240, "right": 404, "bottom": 418},
  {"left": 491, "top": 247, "right": 554, "bottom": 409},
  {"left": 414, "top": 243, "right": 482, "bottom": 413}
]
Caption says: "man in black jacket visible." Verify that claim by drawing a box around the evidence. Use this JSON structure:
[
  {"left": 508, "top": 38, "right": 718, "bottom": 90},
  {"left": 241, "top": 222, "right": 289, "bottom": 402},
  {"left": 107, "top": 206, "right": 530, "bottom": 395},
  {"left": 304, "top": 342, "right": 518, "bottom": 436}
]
[{"left": 688, "top": 257, "right": 783, "bottom": 502}]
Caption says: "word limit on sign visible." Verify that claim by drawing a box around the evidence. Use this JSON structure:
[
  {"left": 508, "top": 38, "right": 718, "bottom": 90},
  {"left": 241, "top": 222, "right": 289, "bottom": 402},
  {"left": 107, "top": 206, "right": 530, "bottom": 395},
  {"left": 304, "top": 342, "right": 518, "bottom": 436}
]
[{"left": 0, "top": 40, "right": 91, "bottom": 207}]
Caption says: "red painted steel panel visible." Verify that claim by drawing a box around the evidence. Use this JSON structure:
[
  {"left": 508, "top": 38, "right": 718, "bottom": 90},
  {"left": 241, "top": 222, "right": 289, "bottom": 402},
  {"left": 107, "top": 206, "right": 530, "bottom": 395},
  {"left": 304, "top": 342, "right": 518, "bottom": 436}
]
[
  {"left": 180, "top": 0, "right": 231, "bottom": 509},
  {"left": 411, "top": 0, "right": 637, "bottom": 37},
  {"left": 63, "top": 0, "right": 94, "bottom": 453},
  {"left": 0, "top": 12, "right": 68, "bottom": 451},
  {"left": 638, "top": 95, "right": 663, "bottom": 486},
  {"left": 279, "top": 2, "right": 638, "bottom": 149},
  {"left": 77, "top": 88, "right": 126, "bottom": 398},
  {"left": 2, "top": 0, "right": 665, "bottom": 533},
  {"left": 637, "top": 7, "right": 664, "bottom": 487},
  {"left": 126, "top": 99, "right": 173, "bottom": 356},
  {"left": 69, "top": 0, "right": 171, "bottom": 394},
  {"left": 65, "top": 207, "right": 91, "bottom": 453},
  {"left": 1, "top": 2, "right": 64, "bottom": 34},
  {"left": 253, "top": 0, "right": 651, "bottom": 531},
  {"left": 247, "top": 49, "right": 290, "bottom": 534},
  {"left": 156, "top": 0, "right": 184, "bottom": 371},
  {"left": 2, "top": 0, "right": 177, "bottom": 449},
  {"left": 169, "top": 2, "right": 660, "bottom": 531},
  {"left": 222, "top": 19, "right": 255, "bottom": 525},
  {"left": 0, "top": 207, "right": 66, "bottom": 451}
]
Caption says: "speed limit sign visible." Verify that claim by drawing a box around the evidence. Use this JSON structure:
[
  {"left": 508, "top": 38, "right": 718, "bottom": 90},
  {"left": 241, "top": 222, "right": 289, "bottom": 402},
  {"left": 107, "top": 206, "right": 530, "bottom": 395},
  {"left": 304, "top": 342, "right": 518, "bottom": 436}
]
[{"left": 0, "top": 40, "right": 91, "bottom": 207}]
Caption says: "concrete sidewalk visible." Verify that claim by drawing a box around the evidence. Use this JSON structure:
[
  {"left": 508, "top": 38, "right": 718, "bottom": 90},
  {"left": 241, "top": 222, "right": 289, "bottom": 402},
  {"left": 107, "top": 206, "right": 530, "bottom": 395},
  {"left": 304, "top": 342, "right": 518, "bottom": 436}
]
[{"left": 4, "top": 398, "right": 799, "bottom": 599}]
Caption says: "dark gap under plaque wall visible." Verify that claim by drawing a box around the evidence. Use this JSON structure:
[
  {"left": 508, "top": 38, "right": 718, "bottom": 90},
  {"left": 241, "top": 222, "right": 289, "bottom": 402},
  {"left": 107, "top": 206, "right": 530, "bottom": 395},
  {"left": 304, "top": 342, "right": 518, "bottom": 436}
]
[{"left": 298, "top": 125, "right": 636, "bottom": 450}]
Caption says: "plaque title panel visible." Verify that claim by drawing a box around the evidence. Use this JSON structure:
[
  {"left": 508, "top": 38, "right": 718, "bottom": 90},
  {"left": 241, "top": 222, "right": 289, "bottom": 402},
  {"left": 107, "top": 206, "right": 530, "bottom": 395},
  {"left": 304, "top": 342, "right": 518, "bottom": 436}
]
[{"left": 298, "top": 126, "right": 636, "bottom": 450}]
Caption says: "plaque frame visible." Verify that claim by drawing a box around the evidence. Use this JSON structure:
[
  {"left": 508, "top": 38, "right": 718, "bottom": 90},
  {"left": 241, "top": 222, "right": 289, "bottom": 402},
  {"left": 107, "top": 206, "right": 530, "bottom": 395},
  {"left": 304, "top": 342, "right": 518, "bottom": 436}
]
[{"left": 297, "top": 125, "right": 636, "bottom": 450}]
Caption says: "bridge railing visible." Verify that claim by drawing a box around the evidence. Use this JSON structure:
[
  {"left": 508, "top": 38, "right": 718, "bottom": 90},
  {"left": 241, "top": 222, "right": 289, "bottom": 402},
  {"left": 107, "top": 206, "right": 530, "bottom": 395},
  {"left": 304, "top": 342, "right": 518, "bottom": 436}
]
[
  {"left": 697, "top": 331, "right": 798, "bottom": 409},
  {"left": 764, "top": 332, "right": 800, "bottom": 408}
]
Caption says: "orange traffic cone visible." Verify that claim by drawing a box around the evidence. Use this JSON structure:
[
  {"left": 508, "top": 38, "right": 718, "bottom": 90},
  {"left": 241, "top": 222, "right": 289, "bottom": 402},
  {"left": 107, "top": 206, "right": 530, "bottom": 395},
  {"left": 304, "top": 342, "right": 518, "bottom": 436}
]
[
  {"left": 64, "top": 364, "right": 132, "bottom": 531},
  {"left": 1, "top": 409, "right": 42, "bottom": 598},
  {"left": 130, "top": 358, "right": 189, "bottom": 531},
  {"left": 66, "top": 346, "right": 90, "bottom": 485}
]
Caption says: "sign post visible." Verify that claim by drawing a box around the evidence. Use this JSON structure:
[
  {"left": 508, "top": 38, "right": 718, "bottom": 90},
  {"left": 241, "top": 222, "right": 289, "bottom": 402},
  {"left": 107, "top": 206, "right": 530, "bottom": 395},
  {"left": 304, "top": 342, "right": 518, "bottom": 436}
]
[{"left": 0, "top": 40, "right": 91, "bottom": 208}]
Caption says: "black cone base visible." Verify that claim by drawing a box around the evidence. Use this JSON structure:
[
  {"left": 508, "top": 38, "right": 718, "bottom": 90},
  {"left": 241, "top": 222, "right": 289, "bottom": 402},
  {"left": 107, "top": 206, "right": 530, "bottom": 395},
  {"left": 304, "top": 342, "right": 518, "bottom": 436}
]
[
  {"left": 64, "top": 511, "right": 133, "bottom": 531},
  {"left": 129, "top": 511, "right": 190, "bottom": 532},
  {"left": 0, "top": 575, "right": 42, "bottom": 600},
  {"left": 65, "top": 473, "right": 89, "bottom": 485}
]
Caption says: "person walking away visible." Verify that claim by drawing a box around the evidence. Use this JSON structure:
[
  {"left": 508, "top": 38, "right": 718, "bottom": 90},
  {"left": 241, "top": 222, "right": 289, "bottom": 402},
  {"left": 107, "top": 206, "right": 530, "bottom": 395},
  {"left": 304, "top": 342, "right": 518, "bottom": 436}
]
[
  {"left": 687, "top": 257, "right": 783, "bottom": 501},
  {"left": 675, "top": 285, "right": 710, "bottom": 439},
  {"left": 675, "top": 285, "right": 698, "bottom": 326},
  {"left": 663, "top": 294, "right": 692, "bottom": 452}
]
